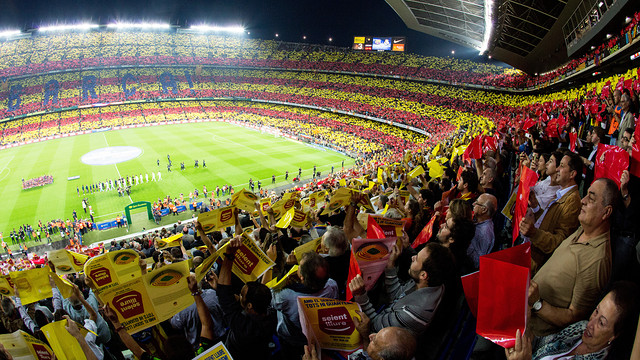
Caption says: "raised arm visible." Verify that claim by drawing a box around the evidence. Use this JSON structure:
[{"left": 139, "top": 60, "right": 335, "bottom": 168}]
[{"left": 187, "top": 274, "right": 215, "bottom": 341}]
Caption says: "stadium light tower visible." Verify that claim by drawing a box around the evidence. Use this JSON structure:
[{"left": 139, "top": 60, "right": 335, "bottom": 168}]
[
  {"left": 329, "top": 37, "right": 333, "bottom": 42},
  {"left": 38, "top": 23, "right": 99, "bottom": 32},
  {"left": 479, "top": 0, "right": 494, "bottom": 54},
  {"left": 451, "top": 50, "right": 455, "bottom": 55},
  {"left": 0, "top": 30, "right": 21, "bottom": 37},
  {"left": 275, "top": 33, "right": 279, "bottom": 38},
  {"left": 190, "top": 25, "right": 245, "bottom": 34},
  {"left": 107, "top": 22, "right": 171, "bottom": 30},
  {"left": 303, "top": 35, "right": 307, "bottom": 40}
]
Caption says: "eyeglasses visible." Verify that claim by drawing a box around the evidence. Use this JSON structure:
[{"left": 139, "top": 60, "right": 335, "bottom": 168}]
[{"left": 473, "top": 202, "right": 487, "bottom": 208}]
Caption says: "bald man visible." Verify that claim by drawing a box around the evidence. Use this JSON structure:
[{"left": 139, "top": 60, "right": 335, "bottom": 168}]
[{"left": 303, "top": 311, "right": 416, "bottom": 360}]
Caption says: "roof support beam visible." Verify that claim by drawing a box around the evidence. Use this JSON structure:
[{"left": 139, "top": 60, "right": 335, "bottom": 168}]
[
  {"left": 415, "top": 16, "right": 484, "bottom": 37},
  {"left": 504, "top": 13, "right": 550, "bottom": 31},
  {"left": 509, "top": 1, "right": 558, "bottom": 20},
  {"left": 502, "top": 23, "right": 543, "bottom": 40},
  {"left": 499, "top": 31, "right": 538, "bottom": 48}
]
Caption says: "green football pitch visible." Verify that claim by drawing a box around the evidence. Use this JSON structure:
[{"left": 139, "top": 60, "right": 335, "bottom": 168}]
[{"left": 0, "top": 121, "right": 353, "bottom": 238}]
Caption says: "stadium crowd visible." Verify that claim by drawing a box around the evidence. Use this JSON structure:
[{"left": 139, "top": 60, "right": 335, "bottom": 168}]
[{"left": 1, "top": 73, "right": 640, "bottom": 359}]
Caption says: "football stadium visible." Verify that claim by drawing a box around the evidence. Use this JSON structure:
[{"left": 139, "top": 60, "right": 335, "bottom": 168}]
[{"left": 1, "top": 0, "right": 640, "bottom": 359}]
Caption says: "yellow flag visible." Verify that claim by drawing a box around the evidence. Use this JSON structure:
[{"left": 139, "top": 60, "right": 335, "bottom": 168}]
[
  {"left": 10, "top": 268, "right": 52, "bottom": 305},
  {"left": 156, "top": 233, "right": 183, "bottom": 250},
  {"left": 431, "top": 143, "right": 441, "bottom": 156},
  {"left": 339, "top": 179, "right": 347, "bottom": 187},
  {"left": 407, "top": 165, "right": 425, "bottom": 179},
  {"left": 198, "top": 205, "right": 236, "bottom": 233},
  {"left": 428, "top": 160, "right": 444, "bottom": 178},
  {"left": 376, "top": 167, "right": 384, "bottom": 184},
  {"left": 266, "top": 265, "right": 299, "bottom": 291},
  {"left": 231, "top": 188, "right": 259, "bottom": 212}
]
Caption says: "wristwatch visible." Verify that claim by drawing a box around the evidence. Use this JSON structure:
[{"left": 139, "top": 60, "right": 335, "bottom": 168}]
[{"left": 532, "top": 299, "right": 543, "bottom": 312}]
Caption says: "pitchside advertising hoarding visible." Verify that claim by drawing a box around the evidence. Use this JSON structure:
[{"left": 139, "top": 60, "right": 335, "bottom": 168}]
[{"left": 353, "top": 36, "right": 405, "bottom": 52}]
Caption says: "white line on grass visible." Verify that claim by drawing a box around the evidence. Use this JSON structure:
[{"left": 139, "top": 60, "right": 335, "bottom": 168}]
[
  {"left": 102, "top": 133, "right": 133, "bottom": 204},
  {"left": 0, "top": 167, "right": 11, "bottom": 183}
]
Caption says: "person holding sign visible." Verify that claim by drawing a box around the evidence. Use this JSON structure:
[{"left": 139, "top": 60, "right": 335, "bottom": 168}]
[
  {"left": 272, "top": 251, "right": 339, "bottom": 358},
  {"left": 528, "top": 178, "right": 618, "bottom": 337},
  {"left": 216, "top": 236, "right": 277, "bottom": 360},
  {"left": 349, "top": 242, "right": 454, "bottom": 336},
  {"left": 506, "top": 281, "right": 640, "bottom": 360}
]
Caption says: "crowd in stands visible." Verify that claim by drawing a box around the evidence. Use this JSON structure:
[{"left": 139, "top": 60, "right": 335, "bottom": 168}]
[
  {"left": 1, "top": 72, "right": 640, "bottom": 359},
  {"left": 0, "top": 8, "right": 636, "bottom": 94},
  {"left": 21, "top": 175, "right": 53, "bottom": 190}
]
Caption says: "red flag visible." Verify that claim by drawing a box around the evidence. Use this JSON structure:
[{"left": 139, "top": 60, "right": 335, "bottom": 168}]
[
  {"left": 463, "top": 136, "right": 482, "bottom": 161},
  {"left": 512, "top": 166, "right": 539, "bottom": 244},
  {"left": 456, "top": 166, "right": 464, "bottom": 182},
  {"left": 545, "top": 117, "right": 559, "bottom": 138},
  {"left": 411, "top": 214, "right": 436, "bottom": 249},
  {"left": 366, "top": 216, "right": 386, "bottom": 239},
  {"left": 482, "top": 135, "right": 497, "bottom": 153},
  {"left": 569, "top": 132, "right": 577, "bottom": 152},
  {"left": 594, "top": 143, "right": 629, "bottom": 188},
  {"left": 522, "top": 118, "right": 536, "bottom": 131},
  {"left": 345, "top": 249, "right": 362, "bottom": 301}
]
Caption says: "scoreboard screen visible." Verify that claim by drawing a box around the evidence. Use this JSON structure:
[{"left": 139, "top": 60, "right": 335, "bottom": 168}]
[{"left": 353, "top": 36, "right": 405, "bottom": 52}]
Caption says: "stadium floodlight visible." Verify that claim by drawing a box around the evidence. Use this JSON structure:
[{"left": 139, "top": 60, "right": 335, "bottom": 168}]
[
  {"left": 38, "top": 23, "right": 99, "bottom": 32},
  {"left": 107, "top": 23, "right": 171, "bottom": 29},
  {"left": 0, "top": 30, "right": 21, "bottom": 37},
  {"left": 479, "top": 0, "right": 495, "bottom": 54},
  {"left": 189, "top": 25, "right": 245, "bottom": 34}
]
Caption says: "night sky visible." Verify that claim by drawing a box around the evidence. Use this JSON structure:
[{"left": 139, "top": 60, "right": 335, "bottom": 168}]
[{"left": 0, "top": 0, "right": 503, "bottom": 62}]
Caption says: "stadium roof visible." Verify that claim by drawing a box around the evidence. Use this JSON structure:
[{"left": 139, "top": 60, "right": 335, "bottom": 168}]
[
  {"left": 385, "top": 0, "right": 489, "bottom": 51},
  {"left": 385, "top": 0, "right": 638, "bottom": 74}
]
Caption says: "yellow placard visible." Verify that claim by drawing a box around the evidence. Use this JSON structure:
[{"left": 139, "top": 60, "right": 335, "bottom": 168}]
[
  {"left": 0, "top": 330, "right": 55, "bottom": 360},
  {"left": 376, "top": 167, "right": 385, "bottom": 184},
  {"left": 259, "top": 198, "right": 272, "bottom": 214},
  {"left": 10, "top": 268, "right": 52, "bottom": 305},
  {"left": 321, "top": 187, "right": 352, "bottom": 215},
  {"left": 47, "top": 249, "right": 89, "bottom": 275},
  {"left": 156, "top": 233, "right": 183, "bottom": 250},
  {"left": 270, "top": 196, "right": 298, "bottom": 220},
  {"left": 276, "top": 208, "right": 308, "bottom": 229},
  {"left": 50, "top": 271, "right": 75, "bottom": 299},
  {"left": 217, "top": 233, "right": 275, "bottom": 283},
  {"left": 501, "top": 189, "right": 518, "bottom": 221},
  {"left": 369, "top": 216, "right": 405, "bottom": 237},
  {"left": 0, "top": 275, "right": 15, "bottom": 297},
  {"left": 41, "top": 319, "right": 91, "bottom": 360},
  {"left": 309, "top": 190, "right": 327, "bottom": 209},
  {"left": 266, "top": 265, "right": 299, "bottom": 291},
  {"left": 100, "top": 261, "right": 192, "bottom": 334},
  {"left": 195, "top": 247, "right": 224, "bottom": 282},
  {"left": 198, "top": 205, "right": 237, "bottom": 233},
  {"left": 232, "top": 188, "right": 259, "bottom": 212},
  {"left": 293, "top": 237, "right": 326, "bottom": 263},
  {"left": 298, "top": 297, "right": 362, "bottom": 351},
  {"left": 83, "top": 249, "right": 141, "bottom": 293},
  {"left": 192, "top": 341, "right": 234, "bottom": 360}
]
